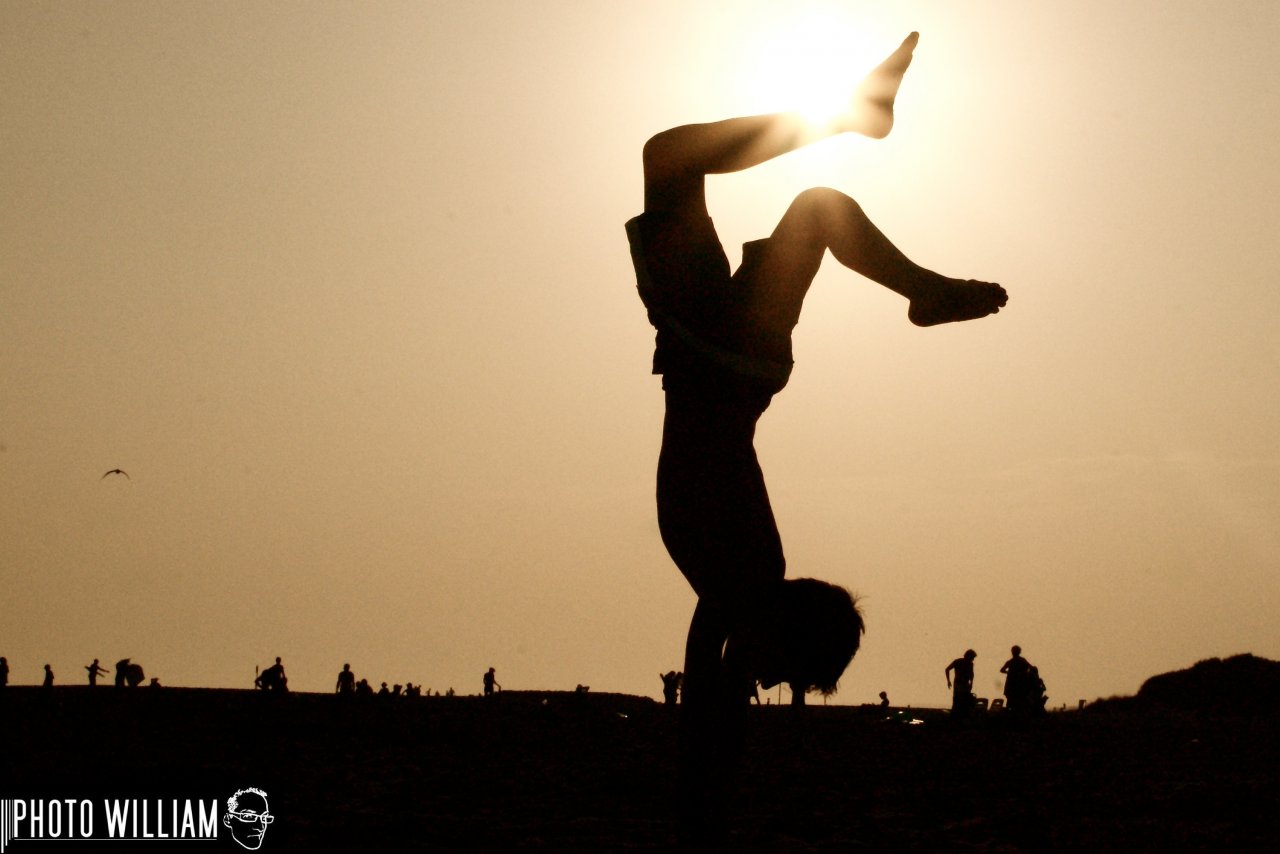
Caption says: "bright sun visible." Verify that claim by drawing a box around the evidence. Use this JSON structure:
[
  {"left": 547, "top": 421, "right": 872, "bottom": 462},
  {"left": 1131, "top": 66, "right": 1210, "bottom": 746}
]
[{"left": 741, "top": 6, "right": 884, "bottom": 127}]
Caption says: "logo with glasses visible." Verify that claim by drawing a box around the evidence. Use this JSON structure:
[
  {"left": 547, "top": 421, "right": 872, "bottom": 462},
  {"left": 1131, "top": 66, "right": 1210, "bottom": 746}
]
[{"left": 222, "top": 788, "right": 273, "bottom": 850}]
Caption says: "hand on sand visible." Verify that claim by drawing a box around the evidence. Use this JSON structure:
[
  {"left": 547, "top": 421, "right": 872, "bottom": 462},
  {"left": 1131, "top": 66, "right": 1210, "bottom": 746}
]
[{"left": 907, "top": 278, "right": 1008, "bottom": 327}]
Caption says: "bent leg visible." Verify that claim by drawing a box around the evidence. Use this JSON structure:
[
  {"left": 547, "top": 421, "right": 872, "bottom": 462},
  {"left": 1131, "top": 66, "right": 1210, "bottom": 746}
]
[
  {"left": 737, "top": 187, "right": 1008, "bottom": 354},
  {"left": 643, "top": 114, "right": 810, "bottom": 216}
]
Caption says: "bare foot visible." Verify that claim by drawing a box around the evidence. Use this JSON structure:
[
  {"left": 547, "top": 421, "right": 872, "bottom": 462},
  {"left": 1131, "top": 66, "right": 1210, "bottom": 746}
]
[
  {"left": 907, "top": 277, "right": 1008, "bottom": 327},
  {"left": 837, "top": 32, "right": 919, "bottom": 139}
]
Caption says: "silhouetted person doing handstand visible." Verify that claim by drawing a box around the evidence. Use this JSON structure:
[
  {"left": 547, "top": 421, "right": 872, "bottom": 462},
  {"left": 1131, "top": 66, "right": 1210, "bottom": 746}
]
[{"left": 627, "top": 32, "right": 1006, "bottom": 836}]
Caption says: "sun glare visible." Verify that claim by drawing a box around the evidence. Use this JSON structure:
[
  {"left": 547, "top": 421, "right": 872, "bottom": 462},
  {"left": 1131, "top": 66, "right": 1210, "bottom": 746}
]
[{"left": 741, "top": 6, "right": 882, "bottom": 128}]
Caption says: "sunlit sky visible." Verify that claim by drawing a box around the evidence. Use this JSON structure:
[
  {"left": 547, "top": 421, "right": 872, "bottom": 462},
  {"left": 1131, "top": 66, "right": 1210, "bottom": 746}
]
[{"left": 3, "top": 0, "right": 1277, "bottom": 707}]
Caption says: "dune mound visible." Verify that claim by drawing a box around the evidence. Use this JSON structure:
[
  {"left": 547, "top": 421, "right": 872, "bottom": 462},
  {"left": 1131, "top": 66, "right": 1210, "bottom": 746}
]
[{"left": 1137, "top": 653, "right": 1280, "bottom": 710}]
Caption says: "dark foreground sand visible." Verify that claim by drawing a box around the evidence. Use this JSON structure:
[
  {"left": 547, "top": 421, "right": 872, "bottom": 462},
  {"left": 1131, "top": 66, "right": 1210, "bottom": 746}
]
[{"left": 3, "top": 686, "right": 1276, "bottom": 851}]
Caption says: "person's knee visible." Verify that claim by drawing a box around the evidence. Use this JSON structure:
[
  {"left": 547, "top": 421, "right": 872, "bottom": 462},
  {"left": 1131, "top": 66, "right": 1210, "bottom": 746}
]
[
  {"left": 789, "top": 186, "right": 857, "bottom": 219},
  {"left": 775, "top": 187, "right": 858, "bottom": 247},
  {"left": 642, "top": 130, "right": 673, "bottom": 169},
  {"left": 642, "top": 129, "right": 693, "bottom": 186}
]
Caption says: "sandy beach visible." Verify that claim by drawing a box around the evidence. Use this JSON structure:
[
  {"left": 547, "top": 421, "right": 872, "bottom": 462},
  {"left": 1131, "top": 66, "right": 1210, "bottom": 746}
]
[{"left": 3, "top": 684, "right": 1275, "bottom": 851}]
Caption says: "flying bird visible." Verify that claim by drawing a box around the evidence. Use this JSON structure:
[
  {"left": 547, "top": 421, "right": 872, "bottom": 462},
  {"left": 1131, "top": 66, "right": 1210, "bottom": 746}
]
[{"left": 101, "top": 469, "right": 130, "bottom": 480}]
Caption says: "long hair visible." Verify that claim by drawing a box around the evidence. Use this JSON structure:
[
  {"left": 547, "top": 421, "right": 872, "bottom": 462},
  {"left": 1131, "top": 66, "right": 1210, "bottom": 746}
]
[{"left": 776, "top": 578, "right": 863, "bottom": 695}]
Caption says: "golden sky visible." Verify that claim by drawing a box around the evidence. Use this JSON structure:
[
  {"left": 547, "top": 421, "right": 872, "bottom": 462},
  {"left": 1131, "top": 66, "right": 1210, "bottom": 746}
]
[{"left": 2, "top": 0, "right": 1277, "bottom": 706}]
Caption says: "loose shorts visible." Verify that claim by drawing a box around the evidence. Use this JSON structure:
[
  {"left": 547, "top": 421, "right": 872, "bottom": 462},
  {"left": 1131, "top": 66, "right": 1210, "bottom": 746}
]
[{"left": 626, "top": 211, "right": 793, "bottom": 397}]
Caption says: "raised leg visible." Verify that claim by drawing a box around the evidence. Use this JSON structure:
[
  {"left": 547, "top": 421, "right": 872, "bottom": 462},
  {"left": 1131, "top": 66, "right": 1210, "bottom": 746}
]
[
  {"left": 836, "top": 31, "right": 919, "bottom": 139},
  {"left": 642, "top": 33, "right": 920, "bottom": 218},
  {"left": 737, "top": 187, "right": 1008, "bottom": 360}
]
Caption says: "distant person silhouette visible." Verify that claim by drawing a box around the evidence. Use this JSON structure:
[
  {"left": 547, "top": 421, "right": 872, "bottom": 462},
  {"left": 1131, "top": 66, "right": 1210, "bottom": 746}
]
[
  {"left": 483, "top": 667, "right": 500, "bottom": 697},
  {"left": 1000, "top": 646, "right": 1031, "bottom": 713},
  {"left": 114, "top": 658, "right": 145, "bottom": 688},
  {"left": 661, "top": 670, "right": 683, "bottom": 706},
  {"left": 626, "top": 31, "right": 1006, "bottom": 837},
  {"left": 336, "top": 663, "right": 356, "bottom": 695},
  {"left": 255, "top": 657, "right": 288, "bottom": 692},
  {"left": 879, "top": 690, "right": 891, "bottom": 709},
  {"left": 43, "top": 664, "right": 54, "bottom": 690},
  {"left": 86, "top": 658, "right": 108, "bottom": 686},
  {"left": 0, "top": 656, "right": 9, "bottom": 689},
  {"left": 945, "top": 649, "right": 978, "bottom": 717},
  {"left": 1027, "top": 665, "right": 1048, "bottom": 715}
]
